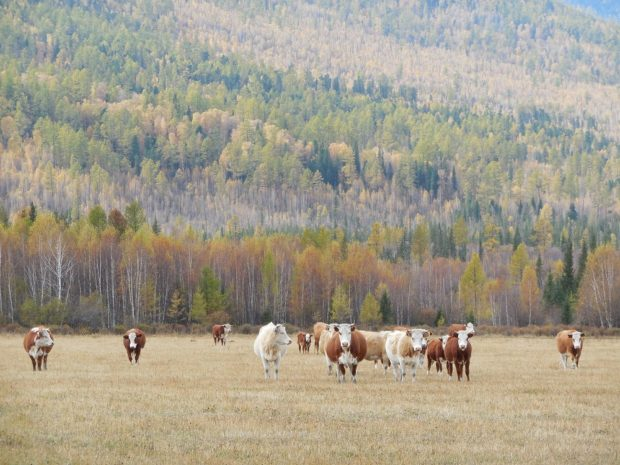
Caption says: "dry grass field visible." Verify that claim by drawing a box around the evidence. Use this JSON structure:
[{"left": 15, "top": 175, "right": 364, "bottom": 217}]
[{"left": 1, "top": 332, "right": 618, "bottom": 465}]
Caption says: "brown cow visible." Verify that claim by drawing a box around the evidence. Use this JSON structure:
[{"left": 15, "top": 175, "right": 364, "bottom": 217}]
[
  {"left": 212, "top": 323, "right": 232, "bottom": 346},
  {"left": 324, "top": 323, "right": 367, "bottom": 383},
  {"left": 23, "top": 326, "right": 54, "bottom": 371},
  {"left": 444, "top": 330, "right": 472, "bottom": 381},
  {"left": 297, "top": 332, "right": 313, "bottom": 353},
  {"left": 313, "top": 322, "right": 328, "bottom": 354},
  {"left": 426, "top": 335, "right": 449, "bottom": 374},
  {"left": 123, "top": 328, "right": 146, "bottom": 364},
  {"left": 556, "top": 329, "right": 584, "bottom": 369}
]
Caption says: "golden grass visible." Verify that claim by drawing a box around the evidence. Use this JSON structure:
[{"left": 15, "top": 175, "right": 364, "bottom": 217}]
[{"left": 1, "top": 334, "right": 618, "bottom": 465}]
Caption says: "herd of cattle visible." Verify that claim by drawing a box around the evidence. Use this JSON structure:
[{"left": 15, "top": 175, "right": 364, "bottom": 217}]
[{"left": 22, "top": 323, "right": 585, "bottom": 381}]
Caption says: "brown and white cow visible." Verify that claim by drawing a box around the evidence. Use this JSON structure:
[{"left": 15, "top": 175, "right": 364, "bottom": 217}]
[
  {"left": 123, "top": 328, "right": 146, "bottom": 364},
  {"left": 556, "top": 329, "right": 584, "bottom": 369},
  {"left": 324, "top": 323, "right": 367, "bottom": 383},
  {"left": 297, "top": 332, "right": 313, "bottom": 353},
  {"left": 385, "top": 328, "right": 431, "bottom": 382},
  {"left": 358, "top": 330, "right": 391, "bottom": 374},
  {"left": 212, "top": 323, "right": 232, "bottom": 346},
  {"left": 313, "top": 322, "right": 328, "bottom": 354},
  {"left": 426, "top": 335, "right": 449, "bottom": 374},
  {"left": 444, "top": 330, "right": 472, "bottom": 381},
  {"left": 23, "top": 326, "right": 55, "bottom": 371}
]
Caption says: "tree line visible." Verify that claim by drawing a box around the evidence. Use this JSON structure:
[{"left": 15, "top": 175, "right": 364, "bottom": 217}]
[{"left": 0, "top": 204, "right": 617, "bottom": 330}]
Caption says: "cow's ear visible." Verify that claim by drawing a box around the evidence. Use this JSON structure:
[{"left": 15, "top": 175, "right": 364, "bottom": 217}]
[
  {"left": 449, "top": 331, "right": 458, "bottom": 337},
  {"left": 427, "top": 330, "right": 433, "bottom": 336},
  {"left": 136, "top": 333, "right": 142, "bottom": 338},
  {"left": 406, "top": 330, "right": 412, "bottom": 336},
  {"left": 333, "top": 325, "right": 339, "bottom": 332},
  {"left": 351, "top": 324, "right": 356, "bottom": 331},
  {"left": 123, "top": 334, "right": 129, "bottom": 339},
  {"left": 580, "top": 332, "right": 585, "bottom": 337}
]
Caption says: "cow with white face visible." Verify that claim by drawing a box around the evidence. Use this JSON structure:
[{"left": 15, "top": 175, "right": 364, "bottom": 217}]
[
  {"left": 556, "top": 329, "right": 585, "bottom": 369},
  {"left": 324, "top": 323, "right": 367, "bottom": 383},
  {"left": 23, "top": 327, "right": 55, "bottom": 371},
  {"left": 385, "top": 328, "right": 431, "bottom": 382},
  {"left": 444, "top": 330, "right": 473, "bottom": 381},
  {"left": 254, "top": 322, "right": 293, "bottom": 380},
  {"left": 123, "top": 328, "right": 146, "bottom": 364}
]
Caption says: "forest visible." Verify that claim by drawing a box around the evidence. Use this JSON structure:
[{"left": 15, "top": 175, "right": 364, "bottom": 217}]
[{"left": 0, "top": 0, "right": 618, "bottom": 329}]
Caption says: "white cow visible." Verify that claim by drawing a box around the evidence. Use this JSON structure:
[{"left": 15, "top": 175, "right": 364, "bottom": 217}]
[
  {"left": 385, "top": 328, "right": 431, "bottom": 382},
  {"left": 253, "top": 322, "right": 293, "bottom": 380}
]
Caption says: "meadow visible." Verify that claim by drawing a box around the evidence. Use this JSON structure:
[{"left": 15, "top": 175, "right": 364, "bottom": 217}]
[{"left": 1, "top": 332, "right": 618, "bottom": 465}]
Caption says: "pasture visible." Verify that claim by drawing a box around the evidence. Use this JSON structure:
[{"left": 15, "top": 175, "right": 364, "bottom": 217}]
[{"left": 1, "top": 333, "right": 618, "bottom": 465}]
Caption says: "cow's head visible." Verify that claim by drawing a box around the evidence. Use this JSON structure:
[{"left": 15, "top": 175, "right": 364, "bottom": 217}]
[
  {"left": 456, "top": 330, "right": 471, "bottom": 351},
  {"left": 223, "top": 324, "right": 232, "bottom": 335},
  {"left": 334, "top": 323, "right": 355, "bottom": 351},
  {"left": 274, "top": 324, "right": 292, "bottom": 345},
  {"left": 33, "top": 327, "right": 54, "bottom": 348},
  {"left": 406, "top": 329, "right": 429, "bottom": 352},
  {"left": 440, "top": 335, "right": 450, "bottom": 351},
  {"left": 568, "top": 331, "right": 584, "bottom": 350},
  {"left": 124, "top": 329, "right": 141, "bottom": 349},
  {"left": 305, "top": 333, "right": 312, "bottom": 344}
]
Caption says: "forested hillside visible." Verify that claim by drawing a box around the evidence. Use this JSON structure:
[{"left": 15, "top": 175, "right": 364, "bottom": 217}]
[{"left": 0, "top": 0, "right": 618, "bottom": 329}]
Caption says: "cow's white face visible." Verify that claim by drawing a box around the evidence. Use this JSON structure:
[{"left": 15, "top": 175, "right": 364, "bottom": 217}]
[
  {"left": 335, "top": 324, "right": 355, "bottom": 351},
  {"left": 441, "top": 335, "right": 450, "bottom": 351},
  {"left": 465, "top": 322, "right": 475, "bottom": 335},
  {"left": 407, "top": 329, "right": 427, "bottom": 352},
  {"left": 456, "top": 330, "right": 470, "bottom": 350},
  {"left": 570, "top": 332, "right": 583, "bottom": 350},
  {"left": 34, "top": 328, "right": 54, "bottom": 348},
  {"left": 224, "top": 324, "right": 232, "bottom": 335},
  {"left": 274, "top": 324, "right": 292, "bottom": 345},
  {"left": 305, "top": 333, "right": 312, "bottom": 343},
  {"left": 128, "top": 331, "right": 138, "bottom": 349}
]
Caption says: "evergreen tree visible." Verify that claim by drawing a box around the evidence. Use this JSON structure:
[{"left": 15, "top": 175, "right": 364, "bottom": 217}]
[
  {"left": 199, "top": 266, "right": 228, "bottom": 315},
  {"left": 535, "top": 253, "right": 543, "bottom": 289},
  {"left": 560, "top": 240, "right": 575, "bottom": 297},
  {"left": 379, "top": 289, "right": 393, "bottom": 324},
  {"left": 576, "top": 240, "right": 588, "bottom": 288},
  {"left": 152, "top": 217, "right": 161, "bottom": 235},
  {"left": 29, "top": 201, "right": 36, "bottom": 223},
  {"left": 512, "top": 228, "right": 522, "bottom": 251}
]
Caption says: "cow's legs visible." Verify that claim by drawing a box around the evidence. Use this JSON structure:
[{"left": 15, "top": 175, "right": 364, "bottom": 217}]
[
  {"left": 350, "top": 363, "right": 358, "bottom": 384},
  {"left": 261, "top": 358, "right": 270, "bottom": 379},
  {"left": 446, "top": 361, "right": 453, "bottom": 379},
  {"left": 43, "top": 353, "right": 48, "bottom": 370},
  {"left": 274, "top": 357, "right": 281, "bottom": 380},
  {"left": 411, "top": 361, "right": 418, "bottom": 382},
  {"left": 456, "top": 361, "right": 463, "bottom": 381},
  {"left": 29, "top": 356, "right": 36, "bottom": 371},
  {"left": 36, "top": 355, "right": 43, "bottom": 371},
  {"left": 560, "top": 354, "right": 568, "bottom": 369},
  {"left": 135, "top": 348, "right": 141, "bottom": 364},
  {"left": 337, "top": 363, "right": 346, "bottom": 383},
  {"left": 465, "top": 360, "right": 470, "bottom": 381}
]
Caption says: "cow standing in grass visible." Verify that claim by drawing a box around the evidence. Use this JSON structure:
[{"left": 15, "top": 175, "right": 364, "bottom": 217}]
[
  {"left": 254, "top": 323, "right": 293, "bottom": 380},
  {"left": 444, "top": 330, "right": 472, "bottom": 381},
  {"left": 212, "top": 323, "right": 232, "bottom": 346},
  {"left": 24, "top": 327, "right": 55, "bottom": 371},
  {"left": 325, "top": 324, "right": 367, "bottom": 383},
  {"left": 313, "top": 322, "right": 328, "bottom": 354},
  {"left": 123, "top": 328, "right": 146, "bottom": 364},
  {"left": 426, "top": 335, "right": 449, "bottom": 375},
  {"left": 556, "top": 329, "right": 584, "bottom": 369},
  {"left": 385, "top": 329, "right": 430, "bottom": 382}
]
